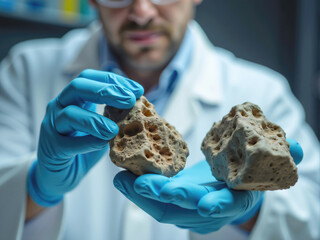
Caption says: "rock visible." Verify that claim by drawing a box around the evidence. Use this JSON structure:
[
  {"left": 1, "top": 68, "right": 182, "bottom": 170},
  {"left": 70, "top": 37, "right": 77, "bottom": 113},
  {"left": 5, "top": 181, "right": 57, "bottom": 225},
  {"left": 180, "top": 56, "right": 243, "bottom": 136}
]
[
  {"left": 105, "top": 96, "right": 189, "bottom": 177},
  {"left": 201, "top": 102, "right": 298, "bottom": 191}
]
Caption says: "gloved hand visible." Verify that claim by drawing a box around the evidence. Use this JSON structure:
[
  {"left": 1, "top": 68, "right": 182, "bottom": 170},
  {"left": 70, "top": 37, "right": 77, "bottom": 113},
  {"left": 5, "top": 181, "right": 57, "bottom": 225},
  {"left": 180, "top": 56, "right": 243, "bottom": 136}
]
[
  {"left": 27, "top": 69, "right": 144, "bottom": 207},
  {"left": 113, "top": 138, "right": 303, "bottom": 234}
]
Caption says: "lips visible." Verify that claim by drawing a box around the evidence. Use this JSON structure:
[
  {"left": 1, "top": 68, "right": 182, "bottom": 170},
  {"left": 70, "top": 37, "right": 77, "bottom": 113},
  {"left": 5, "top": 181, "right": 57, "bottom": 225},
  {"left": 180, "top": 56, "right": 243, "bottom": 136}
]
[{"left": 126, "top": 31, "right": 163, "bottom": 45}]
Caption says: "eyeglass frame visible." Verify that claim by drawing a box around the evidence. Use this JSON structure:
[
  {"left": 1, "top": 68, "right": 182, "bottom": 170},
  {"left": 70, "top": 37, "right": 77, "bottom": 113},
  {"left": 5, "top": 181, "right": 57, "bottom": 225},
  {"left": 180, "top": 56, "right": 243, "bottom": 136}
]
[{"left": 96, "top": 0, "right": 179, "bottom": 8}]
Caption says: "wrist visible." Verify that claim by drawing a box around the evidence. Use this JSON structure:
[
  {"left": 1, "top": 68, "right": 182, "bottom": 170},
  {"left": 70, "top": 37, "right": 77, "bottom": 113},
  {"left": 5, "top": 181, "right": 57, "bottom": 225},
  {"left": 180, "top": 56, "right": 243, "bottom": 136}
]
[
  {"left": 25, "top": 193, "right": 46, "bottom": 221},
  {"left": 238, "top": 209, "right": 260, "bottom": 232},
  {"left": 27, "top": 161, "right": 63, "bottom": 207}
]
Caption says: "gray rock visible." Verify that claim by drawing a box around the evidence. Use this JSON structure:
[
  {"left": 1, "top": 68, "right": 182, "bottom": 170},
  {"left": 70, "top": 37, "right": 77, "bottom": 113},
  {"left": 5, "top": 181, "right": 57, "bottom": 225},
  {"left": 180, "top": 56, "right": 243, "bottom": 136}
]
[
  {"left": 106, "top": 96, "right": 189, "bottom": 177},
  {"left": 201, "top": 102, "right": 298, "bottom": 191}
]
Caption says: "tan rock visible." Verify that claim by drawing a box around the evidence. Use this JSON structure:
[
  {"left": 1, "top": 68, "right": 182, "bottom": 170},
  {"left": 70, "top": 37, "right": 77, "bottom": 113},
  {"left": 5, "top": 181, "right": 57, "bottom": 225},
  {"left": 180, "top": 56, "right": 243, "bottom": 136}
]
[
  {"left": 105, "top": 96, "right": 189, "bottom": 177},
  {"left": 201, "top": 102, "right": 298, "bottom": 191}
]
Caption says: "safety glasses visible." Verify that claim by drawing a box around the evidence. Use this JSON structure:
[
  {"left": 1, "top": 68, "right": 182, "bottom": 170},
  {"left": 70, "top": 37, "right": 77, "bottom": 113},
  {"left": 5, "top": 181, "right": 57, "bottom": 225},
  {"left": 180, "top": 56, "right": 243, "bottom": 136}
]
[{"left": 96, "top": 0, "right": 179, "bottom": 8}]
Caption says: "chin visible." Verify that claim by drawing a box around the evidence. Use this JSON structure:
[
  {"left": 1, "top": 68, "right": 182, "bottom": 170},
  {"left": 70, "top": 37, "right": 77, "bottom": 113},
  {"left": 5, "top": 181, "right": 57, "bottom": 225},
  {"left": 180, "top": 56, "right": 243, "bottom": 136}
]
[
  {"left": 126, "top": 53, "right": 171, "bottom": 72},
  {"left": 115, "top": 39, "right": 177, "bottom": 72},
  {"left": 127, "top": 60, "right": 167, "bottom": 72}
]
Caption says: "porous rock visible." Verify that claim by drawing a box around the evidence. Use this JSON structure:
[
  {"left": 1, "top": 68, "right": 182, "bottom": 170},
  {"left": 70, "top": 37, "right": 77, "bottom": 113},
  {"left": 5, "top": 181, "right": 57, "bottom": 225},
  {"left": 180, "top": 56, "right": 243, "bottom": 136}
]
[
  {"left": 105, "top": 96, "right": 189, "bottom": 177},
  {"left": 201, "top": 102, "right": 298, "bottom": 191}
]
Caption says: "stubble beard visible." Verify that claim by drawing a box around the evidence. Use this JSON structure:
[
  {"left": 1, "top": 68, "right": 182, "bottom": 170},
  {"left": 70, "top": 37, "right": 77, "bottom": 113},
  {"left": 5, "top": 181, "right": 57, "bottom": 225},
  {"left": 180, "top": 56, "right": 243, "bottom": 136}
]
[{"left": 111, "top": 41, "right": 178, "bottom": 73}]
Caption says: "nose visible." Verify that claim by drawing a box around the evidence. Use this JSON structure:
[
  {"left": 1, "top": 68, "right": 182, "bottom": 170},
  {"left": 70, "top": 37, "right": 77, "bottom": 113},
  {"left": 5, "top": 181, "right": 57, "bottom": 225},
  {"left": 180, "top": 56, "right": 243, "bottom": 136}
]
[{"left": 128, "top": 0, "right": 158, "bottom": 26}]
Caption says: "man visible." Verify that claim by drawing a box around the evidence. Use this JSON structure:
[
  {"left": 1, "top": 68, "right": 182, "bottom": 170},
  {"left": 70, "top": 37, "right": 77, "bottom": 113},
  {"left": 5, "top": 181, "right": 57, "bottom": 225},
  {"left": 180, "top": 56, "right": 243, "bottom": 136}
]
[{"left": 0, "top": 0, "right": 319, "bottom": 239}]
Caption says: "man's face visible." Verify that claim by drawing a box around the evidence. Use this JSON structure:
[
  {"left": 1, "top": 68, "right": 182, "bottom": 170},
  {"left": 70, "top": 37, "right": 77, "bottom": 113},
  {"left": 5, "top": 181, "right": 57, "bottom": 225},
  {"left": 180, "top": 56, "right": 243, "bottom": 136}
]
[{"left": 93, "top": 0, "right": 201, "bottom": 71}]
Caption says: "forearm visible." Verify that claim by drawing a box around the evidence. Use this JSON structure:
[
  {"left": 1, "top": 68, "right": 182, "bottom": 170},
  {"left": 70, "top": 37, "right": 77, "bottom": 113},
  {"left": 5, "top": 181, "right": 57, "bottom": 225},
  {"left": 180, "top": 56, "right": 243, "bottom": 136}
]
[{"left": 25, "top": 193, "right": 46, "bottom": 221}]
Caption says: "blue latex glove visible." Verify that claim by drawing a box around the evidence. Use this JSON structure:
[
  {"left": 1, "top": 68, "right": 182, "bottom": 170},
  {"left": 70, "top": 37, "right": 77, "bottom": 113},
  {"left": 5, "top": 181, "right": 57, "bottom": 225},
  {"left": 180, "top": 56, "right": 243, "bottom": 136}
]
[
  {"left": 27, "top": 69, "right": 144, "bottom": 207},
  {"left": 113, "top": 138, "right": 303, "bottom": 234}
]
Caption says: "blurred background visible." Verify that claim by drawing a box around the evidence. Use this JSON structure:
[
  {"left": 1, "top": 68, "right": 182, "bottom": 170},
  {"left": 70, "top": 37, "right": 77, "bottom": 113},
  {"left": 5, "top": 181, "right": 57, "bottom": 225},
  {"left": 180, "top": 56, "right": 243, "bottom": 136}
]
[{"left": 0, "top": 0, "right": 319, "bottom": 139}]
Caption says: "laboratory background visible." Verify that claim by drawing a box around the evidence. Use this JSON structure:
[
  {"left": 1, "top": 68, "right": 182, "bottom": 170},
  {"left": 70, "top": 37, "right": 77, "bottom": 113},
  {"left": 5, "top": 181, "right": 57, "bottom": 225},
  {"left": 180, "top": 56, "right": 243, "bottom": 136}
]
[{"left": 0, "top": 0, "right": 319, "bottom": 139}]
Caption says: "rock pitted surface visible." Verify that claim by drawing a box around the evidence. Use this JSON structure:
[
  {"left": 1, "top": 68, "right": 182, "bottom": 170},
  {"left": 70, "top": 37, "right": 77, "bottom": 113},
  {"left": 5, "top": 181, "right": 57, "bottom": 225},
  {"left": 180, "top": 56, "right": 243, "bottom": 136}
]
[
  {"left": 105, "top": 96, "right": 189, "bottom": 177},
  {"left": 201, "top": 102, "right": 298, "bottom": 191}
]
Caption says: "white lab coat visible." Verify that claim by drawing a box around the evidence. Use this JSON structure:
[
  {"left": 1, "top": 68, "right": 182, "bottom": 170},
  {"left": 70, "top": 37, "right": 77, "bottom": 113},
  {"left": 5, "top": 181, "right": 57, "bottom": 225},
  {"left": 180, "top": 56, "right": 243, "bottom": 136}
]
[{"left": 0, "top": 21, "right": 319, "bottom": 240}]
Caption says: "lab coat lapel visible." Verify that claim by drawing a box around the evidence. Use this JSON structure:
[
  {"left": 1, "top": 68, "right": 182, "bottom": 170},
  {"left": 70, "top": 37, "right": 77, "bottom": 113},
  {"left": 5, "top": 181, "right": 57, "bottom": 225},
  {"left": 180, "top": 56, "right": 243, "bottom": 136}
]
[
  {"left": 162, "top": 72, "right": 200, "bottom": 137},
  {"left": 62, "top": 22, "right": 102, "bottom": 77},
  {"left": 163, "top": 21, "right": 224, "bottom": 137}
]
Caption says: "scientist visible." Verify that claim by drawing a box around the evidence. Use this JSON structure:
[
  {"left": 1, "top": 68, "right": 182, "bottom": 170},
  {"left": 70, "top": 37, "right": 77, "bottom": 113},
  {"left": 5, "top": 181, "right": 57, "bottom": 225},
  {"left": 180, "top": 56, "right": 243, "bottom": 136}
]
[{"left": 0, "top": 0, "right": 319, "bottom": 239}]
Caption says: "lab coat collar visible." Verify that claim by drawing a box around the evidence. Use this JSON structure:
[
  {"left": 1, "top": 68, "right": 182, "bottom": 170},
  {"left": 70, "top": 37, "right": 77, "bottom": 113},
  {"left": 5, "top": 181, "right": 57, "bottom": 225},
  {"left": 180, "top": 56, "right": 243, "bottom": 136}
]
[{"left": 188, "top": 21, "right": 224, "bottom": 106}]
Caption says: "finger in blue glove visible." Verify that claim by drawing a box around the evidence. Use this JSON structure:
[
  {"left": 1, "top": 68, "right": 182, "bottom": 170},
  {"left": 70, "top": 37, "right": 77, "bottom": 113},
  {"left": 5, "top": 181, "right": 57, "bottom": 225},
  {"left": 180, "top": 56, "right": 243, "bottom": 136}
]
[{"left": 78, "top": 69, "right": 144, "bottom": 100}]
